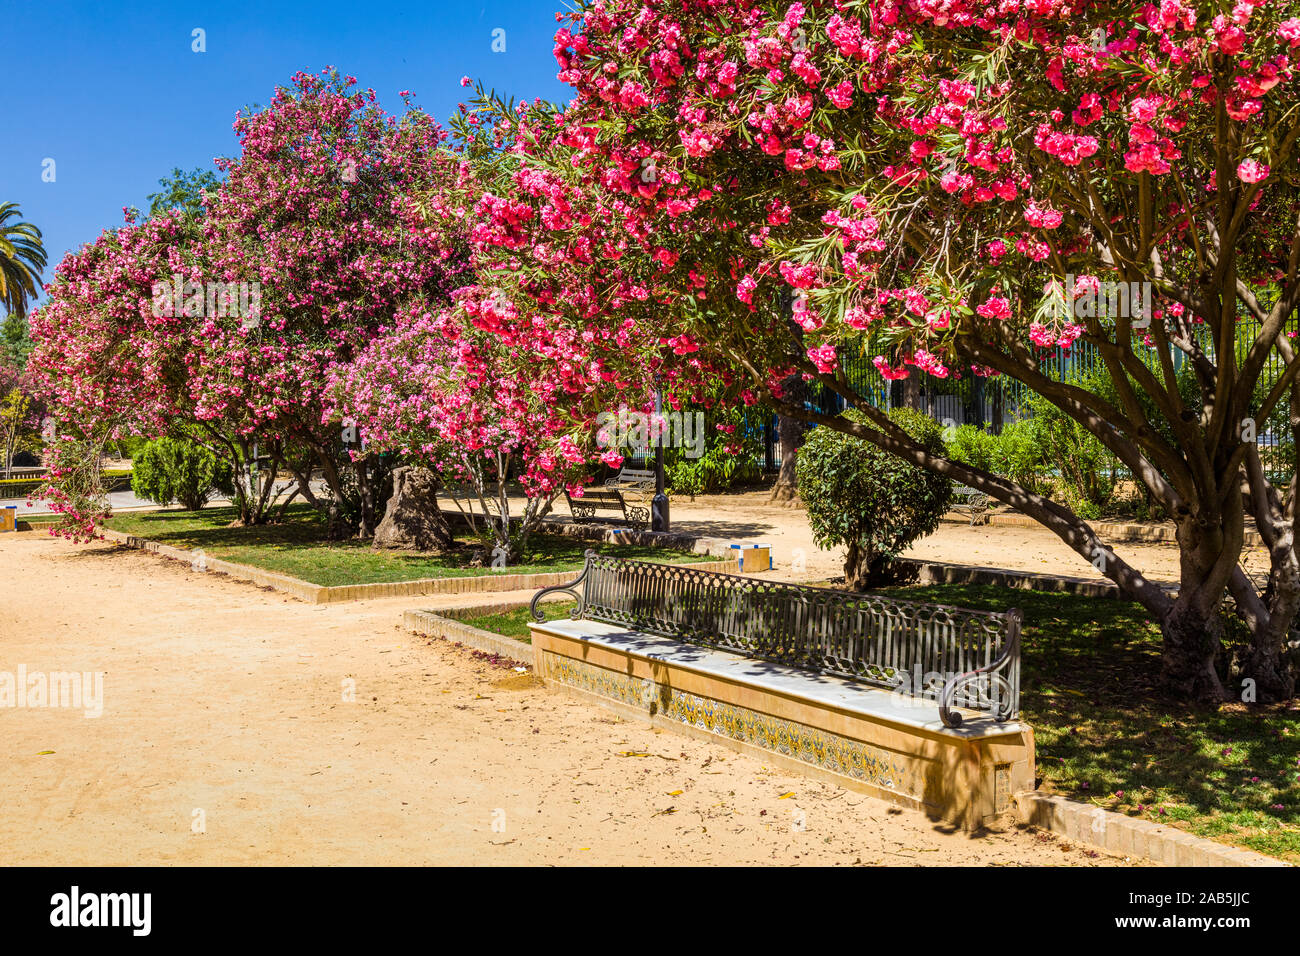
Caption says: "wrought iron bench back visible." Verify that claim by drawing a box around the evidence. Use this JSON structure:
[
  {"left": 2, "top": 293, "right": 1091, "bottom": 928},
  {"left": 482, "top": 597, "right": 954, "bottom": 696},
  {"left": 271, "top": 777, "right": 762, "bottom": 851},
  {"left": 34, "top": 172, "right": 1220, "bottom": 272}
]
[{"left": 532, "top": 551, "right": 1020, "bottom": 728}]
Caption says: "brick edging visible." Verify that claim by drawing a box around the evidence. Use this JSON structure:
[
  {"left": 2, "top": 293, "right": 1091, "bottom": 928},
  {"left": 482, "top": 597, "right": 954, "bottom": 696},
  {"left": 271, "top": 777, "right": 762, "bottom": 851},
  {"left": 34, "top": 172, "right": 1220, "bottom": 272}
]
[
  {"left": 96, "top": 527, "right": 740, "bottom": 603},
  {"left": 1015, "top": 791, "right": 1289, "bottom": 866}
]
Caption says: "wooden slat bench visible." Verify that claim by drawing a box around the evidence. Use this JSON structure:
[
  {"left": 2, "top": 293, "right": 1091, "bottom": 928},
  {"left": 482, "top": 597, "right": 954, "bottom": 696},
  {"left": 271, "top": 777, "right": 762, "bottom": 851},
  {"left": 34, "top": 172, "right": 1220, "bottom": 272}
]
[
  {"left": 604, "top": 466, "right": 656, "bottom": 495},
  {"left": 526, "top": 552, "right": 1032, "bottom": 829}
]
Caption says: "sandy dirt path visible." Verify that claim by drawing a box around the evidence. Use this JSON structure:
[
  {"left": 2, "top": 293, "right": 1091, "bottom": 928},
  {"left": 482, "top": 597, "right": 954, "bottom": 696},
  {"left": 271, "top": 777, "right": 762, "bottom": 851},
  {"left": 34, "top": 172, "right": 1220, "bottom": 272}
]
[{"left": 0, "top": 531, "right": 1130, "bottom": 866}]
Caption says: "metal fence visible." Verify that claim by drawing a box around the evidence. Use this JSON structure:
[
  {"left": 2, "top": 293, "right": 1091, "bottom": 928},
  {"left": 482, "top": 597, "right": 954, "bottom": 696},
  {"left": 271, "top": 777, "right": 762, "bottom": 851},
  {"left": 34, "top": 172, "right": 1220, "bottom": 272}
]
[{"left": 747, "top": 325, "right": 1295, "bottom": 480}]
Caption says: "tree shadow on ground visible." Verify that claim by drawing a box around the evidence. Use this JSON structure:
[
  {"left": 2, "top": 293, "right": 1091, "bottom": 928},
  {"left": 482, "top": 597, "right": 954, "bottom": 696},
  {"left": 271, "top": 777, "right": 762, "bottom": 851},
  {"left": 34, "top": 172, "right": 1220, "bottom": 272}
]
[{"left": 885, "top": 582, "right": 1300, "bottom": 856}]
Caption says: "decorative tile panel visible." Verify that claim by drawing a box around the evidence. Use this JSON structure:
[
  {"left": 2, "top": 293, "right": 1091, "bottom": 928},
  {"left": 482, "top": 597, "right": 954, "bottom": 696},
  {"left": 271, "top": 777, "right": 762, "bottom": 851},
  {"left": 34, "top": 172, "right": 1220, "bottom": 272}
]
[{"left": 539, "top": 651, "right": 904, "bottom": 790}]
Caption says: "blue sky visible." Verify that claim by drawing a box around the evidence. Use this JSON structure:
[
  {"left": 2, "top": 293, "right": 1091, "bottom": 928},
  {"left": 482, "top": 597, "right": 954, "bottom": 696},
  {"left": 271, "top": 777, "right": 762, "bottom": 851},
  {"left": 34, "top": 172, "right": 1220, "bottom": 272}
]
[{"left": 1, "top": 0, "right": 570, "bottom": 308}]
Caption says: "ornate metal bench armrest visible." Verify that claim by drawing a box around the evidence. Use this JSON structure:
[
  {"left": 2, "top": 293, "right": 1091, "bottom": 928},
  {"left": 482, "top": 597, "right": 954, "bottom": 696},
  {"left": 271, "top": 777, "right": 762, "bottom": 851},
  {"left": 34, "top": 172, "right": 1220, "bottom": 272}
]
[
  {"left": 938, "top": 610, "right": 1022, "bottom": 729},
  {"left": 530, "top": 549, "right": 599, "bottom": 622}
]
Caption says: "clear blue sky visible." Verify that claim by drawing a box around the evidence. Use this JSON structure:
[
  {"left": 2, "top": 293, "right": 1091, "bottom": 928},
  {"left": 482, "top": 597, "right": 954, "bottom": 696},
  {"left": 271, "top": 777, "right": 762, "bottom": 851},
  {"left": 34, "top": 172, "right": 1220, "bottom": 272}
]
[{"left": 1, "top": 0, "right": 570, "bottom": 308}]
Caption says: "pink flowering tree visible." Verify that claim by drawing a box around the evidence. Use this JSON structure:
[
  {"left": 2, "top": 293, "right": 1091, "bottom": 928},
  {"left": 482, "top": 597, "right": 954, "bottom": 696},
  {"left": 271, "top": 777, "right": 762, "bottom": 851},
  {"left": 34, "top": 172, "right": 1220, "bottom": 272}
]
[
  {"left": 510, "top": 0, "right": 1300, "bottom": 702},
  {"left": 198, "top": 69, "right": 468, "bottom": 537},
  {"left": 325, "top": 298, "right": 594, "bottom": 559},
  {"left": 31, "top": 70, "right": 469, "bottom": 538}
]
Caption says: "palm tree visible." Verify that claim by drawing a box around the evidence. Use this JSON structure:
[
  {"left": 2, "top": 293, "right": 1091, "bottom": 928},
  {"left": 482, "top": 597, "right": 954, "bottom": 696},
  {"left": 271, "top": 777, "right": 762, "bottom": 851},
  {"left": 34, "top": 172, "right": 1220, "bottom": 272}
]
[{"left": 0, "top": 203, "right": 47, "bottom": 317}]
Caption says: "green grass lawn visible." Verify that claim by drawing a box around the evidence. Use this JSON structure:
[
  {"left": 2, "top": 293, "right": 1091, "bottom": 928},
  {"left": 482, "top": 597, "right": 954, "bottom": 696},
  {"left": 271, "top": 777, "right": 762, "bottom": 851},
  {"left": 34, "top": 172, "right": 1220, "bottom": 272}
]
[
  {"left": 459, "top": 599, "right": 577, "bottom": 643},
  {"left": 458, "top": 584, "right": 1300, "bottom": 862},
  {"left": 99, "top": 505, "right": 713, "bottom": 587}
]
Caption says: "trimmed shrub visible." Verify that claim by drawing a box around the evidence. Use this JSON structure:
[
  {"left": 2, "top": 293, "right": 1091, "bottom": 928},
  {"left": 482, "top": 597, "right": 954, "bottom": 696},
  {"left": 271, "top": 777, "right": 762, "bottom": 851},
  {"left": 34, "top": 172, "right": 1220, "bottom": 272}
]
[
  {"left": 797, "top": 407, "right": 953, "bottom": 590},
  {"left": 947, "top": 424, "right": 998, "bottom": 474},
  {"left": 131, "top": 437, "right": 232, "bottom": 511}
]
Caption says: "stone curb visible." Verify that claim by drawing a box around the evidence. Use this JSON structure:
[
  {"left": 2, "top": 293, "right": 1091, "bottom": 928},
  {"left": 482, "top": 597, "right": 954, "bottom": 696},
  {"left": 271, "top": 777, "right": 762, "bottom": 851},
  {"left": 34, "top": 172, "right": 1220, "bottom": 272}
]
[
  {"left": 403, "top": 608, "right": 535, "bottom": 665},
  {"left": 96, "top": 527, "right": 740, "bottom": 604},
  {"left": 953, "top": 512, "right": 1266, "bottom": 549},
  {"left": 897, "top": 558, "right": 1128, "bottom": 599},
  {"left": 1015, "top": 791, "right": 1289, "bottom": 866}
]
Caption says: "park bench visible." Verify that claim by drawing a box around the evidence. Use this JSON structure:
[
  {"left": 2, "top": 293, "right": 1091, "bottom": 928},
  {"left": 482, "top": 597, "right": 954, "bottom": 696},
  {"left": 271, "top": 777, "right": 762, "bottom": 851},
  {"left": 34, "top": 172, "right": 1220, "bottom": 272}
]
[
  {"left": 605, "top": 465, "right": 657, "bottom": 514},
  {"left": 530, "top": 552, "right": 1020, "bottom": 728},
  {"left": 605, "top": 466, "right": 656, "bottom": 496},
  {"left": 951, "top": 484, "right": 992, "bottom": 526},
  {"left": 564, "top": 487, "right": 648, "bottom": 530},
  {"left": 526, "top": 552, "right": 1030, "bottom": 828}
]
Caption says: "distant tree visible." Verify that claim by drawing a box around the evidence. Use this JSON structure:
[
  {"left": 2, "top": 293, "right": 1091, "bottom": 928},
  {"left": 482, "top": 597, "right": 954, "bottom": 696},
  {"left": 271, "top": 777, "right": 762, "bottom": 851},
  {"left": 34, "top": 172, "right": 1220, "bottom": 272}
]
[
  {"left": 146, "top": 167, "right": 222, "bottom": 219},
  {"left": 1, "top": 313, "right": 33, "bottom": 368}
]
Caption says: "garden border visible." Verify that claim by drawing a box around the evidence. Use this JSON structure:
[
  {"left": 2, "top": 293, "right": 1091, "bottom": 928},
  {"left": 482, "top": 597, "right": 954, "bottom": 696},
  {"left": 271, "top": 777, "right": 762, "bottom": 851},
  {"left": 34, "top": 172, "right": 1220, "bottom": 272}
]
[
  {"left": 95, "top": 526, "right": 739, "bottom": 604},
  {"left": 954, "top": 511, "right": 1268, "bottom": 548},
  {"left": 1014, "top": 792, "right": 1289, "bottom": 867},
  {"left": 403, "top": 604, "right": 538, "bottom": 663}
]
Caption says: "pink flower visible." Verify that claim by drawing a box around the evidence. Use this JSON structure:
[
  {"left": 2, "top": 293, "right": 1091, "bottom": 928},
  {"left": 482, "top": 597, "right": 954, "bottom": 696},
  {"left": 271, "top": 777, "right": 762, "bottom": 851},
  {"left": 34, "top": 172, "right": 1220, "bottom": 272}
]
[
  {"left": 460, "top": 76, "right": 472, "bottom": 87},
  {"left": 1238, "top": 159, "right": 1270, "bottom": 184},
  {"left": 912, "top": 349, "right": 949, "bottom": 378},
  {"left": 826, "top": 81, "right": 854, "bottom": 109},
  {"left": 872, "top": 355, "right": 910, "bottom": 380},
  {"left": 976, "top": 295, "right": 1012, "bottom": 321},
  {"left": 807, "top": 343, "right": 838, "bottom": 373},
  {"left": 844, "top": 307, "right": 871, "bottom": 330},
  {"left": 1024, "top": 202, "right": 1063, "bottom": 229},
  {"left": 735, "top": 275, "right": 757, "bottom": 305}
]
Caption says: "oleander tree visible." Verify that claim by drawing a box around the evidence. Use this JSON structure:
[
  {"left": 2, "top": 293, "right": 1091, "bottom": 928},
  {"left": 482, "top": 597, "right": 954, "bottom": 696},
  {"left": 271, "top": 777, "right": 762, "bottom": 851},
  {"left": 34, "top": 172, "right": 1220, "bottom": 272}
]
[
  {"left": 0, "top": 359, "right": 44, "bottom": 479},
  {"left": 196, "top": 68, "right": 469, "bottom": 536},
  {"left": 324, "top": 298, "right": 595, "bottom": 559},
  {"left": 29, "top": 69, "right": 469, "bottom": 538},
  {"left": 480, "top": 0, "right": 1300, "bottom": 702}
]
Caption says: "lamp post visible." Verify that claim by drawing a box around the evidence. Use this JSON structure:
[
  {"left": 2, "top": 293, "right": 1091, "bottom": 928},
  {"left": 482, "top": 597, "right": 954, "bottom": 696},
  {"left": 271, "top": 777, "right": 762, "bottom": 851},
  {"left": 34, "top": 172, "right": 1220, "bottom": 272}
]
[{"left": 652, "top": 386, "right": 670, "bottom": 532}]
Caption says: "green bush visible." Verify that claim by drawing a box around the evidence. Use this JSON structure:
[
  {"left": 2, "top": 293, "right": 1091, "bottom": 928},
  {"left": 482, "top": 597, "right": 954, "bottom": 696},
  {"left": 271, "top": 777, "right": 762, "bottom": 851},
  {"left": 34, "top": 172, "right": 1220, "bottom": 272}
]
[
  {"left": 131, "top": 437, "right": 232, "bottom": 511},
  {"left": 992, "top": 419, "right": 1045, "bottom": 494},
  {"left": 947, "top": 424, "right": 998, "bottom": 474},
  {"left": 1023, "top": 380, "right": 1117, "bottom": 516},
  {"left": 797, "top": 407, "right": 953, "bottom": 590}
]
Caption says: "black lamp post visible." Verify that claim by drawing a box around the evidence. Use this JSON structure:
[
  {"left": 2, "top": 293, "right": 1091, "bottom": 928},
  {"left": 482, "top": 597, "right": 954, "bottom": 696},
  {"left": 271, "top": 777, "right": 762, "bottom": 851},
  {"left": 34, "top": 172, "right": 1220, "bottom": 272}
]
[{"left": 652, "top": 386, "right": 670, "bottom": 532}]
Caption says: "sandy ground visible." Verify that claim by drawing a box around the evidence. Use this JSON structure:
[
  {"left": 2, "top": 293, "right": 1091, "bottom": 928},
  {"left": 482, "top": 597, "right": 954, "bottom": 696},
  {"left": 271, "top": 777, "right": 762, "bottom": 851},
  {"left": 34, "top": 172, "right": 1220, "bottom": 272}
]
[{"left": 0, "top": 530, "right": 1133, "bottom": 866}]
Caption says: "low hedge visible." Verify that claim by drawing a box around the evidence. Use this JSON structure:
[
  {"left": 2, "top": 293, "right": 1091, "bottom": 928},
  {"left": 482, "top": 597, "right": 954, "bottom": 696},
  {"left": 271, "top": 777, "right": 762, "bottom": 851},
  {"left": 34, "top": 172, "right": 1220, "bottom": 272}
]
[{"left": 0, "top": 469, "right": 132, "bottom": 500}]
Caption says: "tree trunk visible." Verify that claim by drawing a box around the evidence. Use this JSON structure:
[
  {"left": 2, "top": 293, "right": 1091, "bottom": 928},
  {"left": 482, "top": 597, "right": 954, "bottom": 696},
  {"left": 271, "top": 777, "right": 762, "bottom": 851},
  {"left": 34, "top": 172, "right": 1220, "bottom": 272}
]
[
  {"left": 372, "top": 466, "right": 453, "bottom": 551},
  {"left": 1160, "top": 593, "right": 1229, "bottom": 703},
  {"left": 902, "top": 374, "right": 921, "bottom": 410},
  {"left": 769, "top": 374, "right": 808, "bottom": 504},
  {"left": 354, "top": 455, "right": 377, "bottom": 539},
  {"left": 316, "top": 450, "right": 349, "bottom": 540},
  {"left": 1160, "top": 516, "right": 1238, "bottom": 703},
  {"left": 843, "top": 540, "right": 871, "bottom": 591}
]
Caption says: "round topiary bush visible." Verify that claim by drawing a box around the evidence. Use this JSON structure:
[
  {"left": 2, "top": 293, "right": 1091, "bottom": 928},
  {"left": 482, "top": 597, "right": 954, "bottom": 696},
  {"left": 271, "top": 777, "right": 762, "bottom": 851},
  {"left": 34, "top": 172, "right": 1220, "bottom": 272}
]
[
  {"left": 130, "top": 436, "right": 233, "bottom": 511},
  {"left": 796, "top": 407, "right": 954, "bottom": 590}
]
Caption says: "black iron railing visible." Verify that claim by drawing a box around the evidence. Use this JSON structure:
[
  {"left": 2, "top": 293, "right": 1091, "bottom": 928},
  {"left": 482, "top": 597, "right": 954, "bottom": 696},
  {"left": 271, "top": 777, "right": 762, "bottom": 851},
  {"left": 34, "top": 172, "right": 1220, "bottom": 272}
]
[{"left": 531, "top": 551, "right": 1021, "bottom": 728}]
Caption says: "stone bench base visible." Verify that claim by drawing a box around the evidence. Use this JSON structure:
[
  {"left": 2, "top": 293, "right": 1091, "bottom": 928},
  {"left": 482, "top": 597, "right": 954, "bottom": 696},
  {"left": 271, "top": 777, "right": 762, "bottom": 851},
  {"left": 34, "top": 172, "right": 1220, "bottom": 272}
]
[{"left": 528, "top": 619, "right": 1035, "bottom": 831}]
